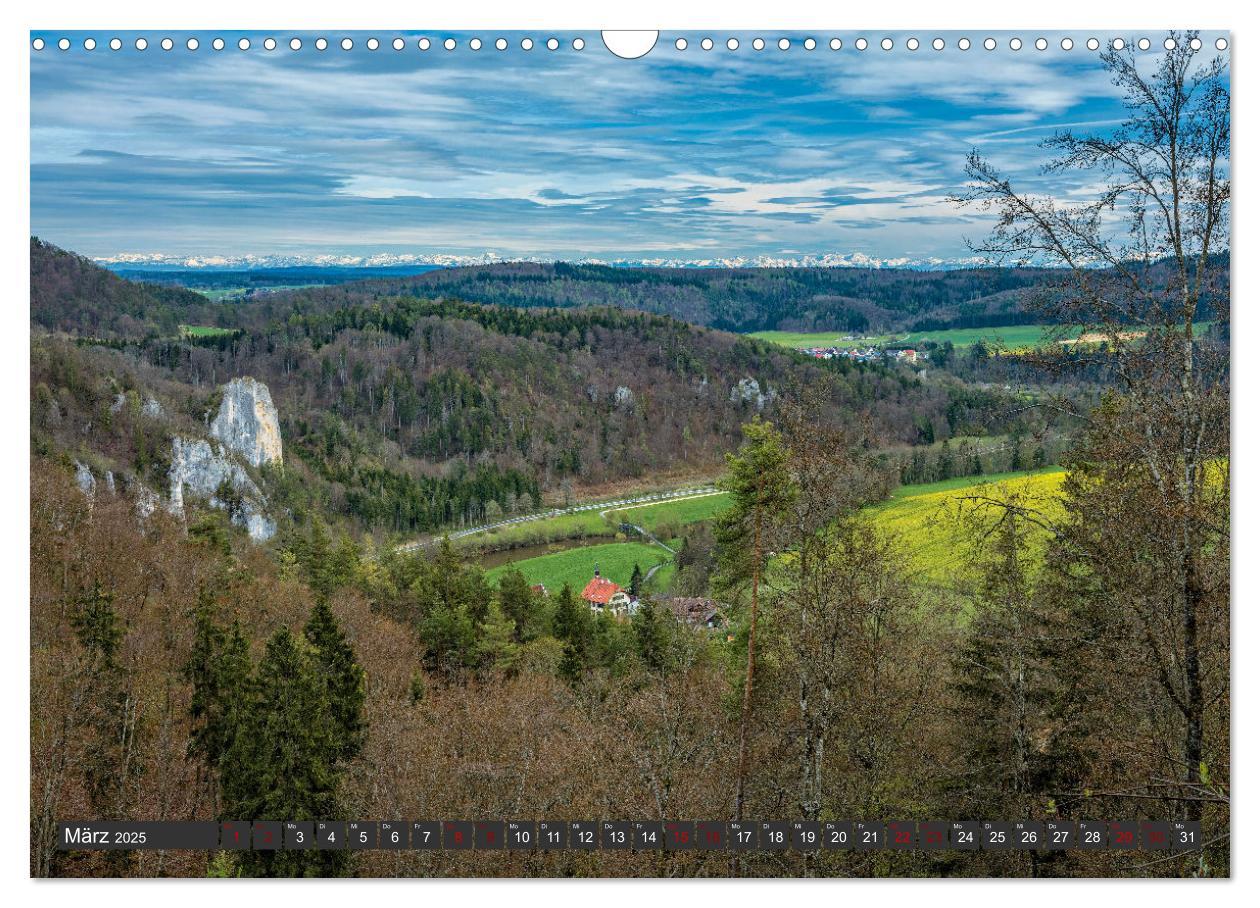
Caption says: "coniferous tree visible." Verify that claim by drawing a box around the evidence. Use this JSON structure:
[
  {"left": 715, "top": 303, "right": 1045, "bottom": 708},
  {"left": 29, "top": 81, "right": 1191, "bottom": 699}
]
[
  {"left": 629, "top": 563, "right": 644, "bottom": 599},
  {"left": 220, "top": 628, "right": 348, "bottom": 877},
  {"left": 632, "top": 598, "right": 669, "bottom": 673},
  {"left": 552, "top": 583, "right": 591, "bottom": 683},
  {"left": 496, "top": 567, "right": 539, "bottom": 642},
  {"left": 714, "top": 418, "right": 796, "bottom": 822},
  {"left": 303, "top": 599, "right": 366, "bottom": 763}
]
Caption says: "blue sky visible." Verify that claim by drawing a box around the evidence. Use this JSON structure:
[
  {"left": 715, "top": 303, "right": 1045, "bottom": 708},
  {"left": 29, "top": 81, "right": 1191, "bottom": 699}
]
[{"left": 28, "top": 31, "right": 1227, "bottom": 264}]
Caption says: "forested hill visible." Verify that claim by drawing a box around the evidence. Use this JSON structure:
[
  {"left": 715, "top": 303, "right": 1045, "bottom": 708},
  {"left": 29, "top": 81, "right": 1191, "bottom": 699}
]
[
  {"left": 30, "top": 238, "right": 216, "bottom": 338},
  {"left": 33, "top": 240, "right": 1038, "bottom": 539},
  {"left": 289, "top": 261, "right": 1063, "bottom": 334}
]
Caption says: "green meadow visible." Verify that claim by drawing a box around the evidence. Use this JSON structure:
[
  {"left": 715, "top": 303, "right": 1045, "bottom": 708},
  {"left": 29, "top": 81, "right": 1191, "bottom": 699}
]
[{"left": 485, "top": 541, "right": 672, "bottom": 595}]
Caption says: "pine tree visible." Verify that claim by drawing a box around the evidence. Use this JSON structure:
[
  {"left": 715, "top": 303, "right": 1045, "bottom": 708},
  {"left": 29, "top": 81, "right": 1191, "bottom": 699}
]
[
  {"left": 73, "top": 581, "right": 141, "bottom": 825},
  {"left": 187, "top": 604, "right": 251, "bottom": 801},
  {"left": 477, "top": 601, "right": 520, "bottom": 674},
  {"left": 303, "top": 599, "right": 366, "bottom": 763}
]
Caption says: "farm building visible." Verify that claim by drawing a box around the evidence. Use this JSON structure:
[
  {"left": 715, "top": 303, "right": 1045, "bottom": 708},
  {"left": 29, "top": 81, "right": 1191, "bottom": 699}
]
[{"left": 657, "top": 597, "right": 727, "bottom": 630}]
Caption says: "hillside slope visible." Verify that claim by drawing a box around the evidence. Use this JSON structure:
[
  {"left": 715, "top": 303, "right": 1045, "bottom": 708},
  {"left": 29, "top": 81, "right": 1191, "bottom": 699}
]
[{"left": 32, "top": 240, "right": 1035, "bottom": 541}]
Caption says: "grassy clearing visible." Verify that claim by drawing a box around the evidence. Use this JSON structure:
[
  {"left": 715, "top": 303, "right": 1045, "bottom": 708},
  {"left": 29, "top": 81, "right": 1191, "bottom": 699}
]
[
  {"left": 179, "top": 324, "right": 238, "bottom": 338},
  {"left": 485, "top": 541, "right": 671, "bottom": 594},
  {"left": 604, "top": 492, "right": 731, "bottom": 534},
  {"left": 462, "top": 491, "right": 729, "bottom": 552}
]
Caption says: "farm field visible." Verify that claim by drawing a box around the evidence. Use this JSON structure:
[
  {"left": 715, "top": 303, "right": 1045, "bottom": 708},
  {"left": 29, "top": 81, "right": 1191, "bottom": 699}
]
[
  {"left": 868, "top": 467, "right": 1067, "bottom": 594},
  {"left": 751, "top": 322, "right": 1214, "bottom": 352},
  {"left": 750, "top": 324, "right": 1058, "bottom": 350},
  {"left": 484, "top": 469, "right": 1066, "bottom": 600},
  {"left": 485, "top": 541, "right": 671, "bottom": 595},
  {"left": 604, "top": 492, "right": 731, "bottom": 535}
]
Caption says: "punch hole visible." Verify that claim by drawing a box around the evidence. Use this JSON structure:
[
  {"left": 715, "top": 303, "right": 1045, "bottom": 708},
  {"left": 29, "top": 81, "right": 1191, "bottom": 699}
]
[{"left": 602, "top": 31, "right": 660, "bottom": 59}]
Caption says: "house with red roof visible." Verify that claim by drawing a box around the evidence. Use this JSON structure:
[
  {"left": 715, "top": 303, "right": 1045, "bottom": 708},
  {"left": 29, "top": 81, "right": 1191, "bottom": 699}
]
[{"left": 580, "top": 566, "right": 632, "bottom": 615}]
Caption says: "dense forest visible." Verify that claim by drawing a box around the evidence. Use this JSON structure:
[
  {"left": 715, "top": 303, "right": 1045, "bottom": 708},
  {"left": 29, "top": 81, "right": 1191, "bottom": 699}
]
[
  {"left": 246, "top": 260, "right": 1059, "bottom": 334},
  {"left": 32, "top": 239, "right": 1060, "bottom": 539}
]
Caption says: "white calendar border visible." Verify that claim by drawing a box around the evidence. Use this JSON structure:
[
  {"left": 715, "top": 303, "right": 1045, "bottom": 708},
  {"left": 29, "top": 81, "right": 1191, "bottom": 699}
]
[{"left": 4, "top": 0, "right": 1249, "bottom": 903}]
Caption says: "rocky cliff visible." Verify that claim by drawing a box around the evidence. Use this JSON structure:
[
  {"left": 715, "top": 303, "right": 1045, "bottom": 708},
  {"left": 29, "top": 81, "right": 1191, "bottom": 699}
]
[
  {"left": 210, "top": 377, "right": 282, "bottom": 469},
  {"left": 167, "top": 437, "right": 276, "bottom": 541}
]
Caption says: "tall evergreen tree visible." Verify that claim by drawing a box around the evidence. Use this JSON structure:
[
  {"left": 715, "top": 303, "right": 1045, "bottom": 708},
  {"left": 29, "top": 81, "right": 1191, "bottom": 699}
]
[
  {"left": 496, "top": 567, "right": 539, "bottom": 642},
  {"left": 552, "top": 583, "right": 591, "bottom": 683},
  {"left": 303, "top": 599, "right": 367, "bottom": 763},
  {"left": 629, "top": 563, "right": 644, "bottom": 599},
  {"left": 632, "top": 598, "right": 669, "bottom": 673},
  {"left": 714, "top": 418, "right": 796, "bottom": 823},
  {"left": 220, "top": 628, "right": 348, "bottom": 877}
]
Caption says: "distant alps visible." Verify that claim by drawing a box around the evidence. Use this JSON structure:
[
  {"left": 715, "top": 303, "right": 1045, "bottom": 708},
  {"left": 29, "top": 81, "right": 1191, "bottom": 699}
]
[{"left": 95, "top": 250, "right": 993, "bottom": 272}]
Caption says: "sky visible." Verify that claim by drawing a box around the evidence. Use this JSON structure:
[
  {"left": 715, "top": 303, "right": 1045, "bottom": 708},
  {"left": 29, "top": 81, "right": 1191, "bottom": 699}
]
[{"left": 28, "top": 30, "right": 1230, "bottom": 265}]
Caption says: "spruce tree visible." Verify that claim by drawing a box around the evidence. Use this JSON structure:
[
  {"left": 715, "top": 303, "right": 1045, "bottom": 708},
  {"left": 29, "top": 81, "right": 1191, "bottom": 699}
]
[
  {"left": 304, "top": 599, "right": 367, "bottom": 763},
  {"left": 551, "top": 584, "right": 591, "bottom": 683},
  {"left": 629, "top": 563, "right": 644, "bottom": 598},
  {"left": 496, "top": 567, "right": 538, "bottom": 642},
  {"left": 632, "top": 598, "right": 669, "bottom": 673},
  {"left": 220, "top": 627, "right": 348, "bottom": 877}
]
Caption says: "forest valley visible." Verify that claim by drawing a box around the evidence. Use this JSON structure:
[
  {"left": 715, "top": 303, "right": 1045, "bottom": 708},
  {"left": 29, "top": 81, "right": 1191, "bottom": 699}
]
[{"left": 30, "top": 39, "right": 1228, "bottom": 879}]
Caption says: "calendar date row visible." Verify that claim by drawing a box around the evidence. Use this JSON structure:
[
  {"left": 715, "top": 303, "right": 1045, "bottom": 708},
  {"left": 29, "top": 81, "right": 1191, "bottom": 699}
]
[{"left": 59, "top": 819, "right": 1201, "bottom": 852}]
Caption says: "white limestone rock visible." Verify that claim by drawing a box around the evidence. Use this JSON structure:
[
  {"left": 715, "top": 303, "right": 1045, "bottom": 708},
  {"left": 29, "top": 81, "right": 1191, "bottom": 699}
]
[
  {"left": 210, "top": 377, "right": 282, "bottom": 469},
  {"left": 168, "top": 436, "right": 276, "bottom": 541},
  {"left": 74, "top": 460, "right": 95, "bottom": 497},
  {"left": 729, "top": 377, "right": 773, "bottom": 410}
]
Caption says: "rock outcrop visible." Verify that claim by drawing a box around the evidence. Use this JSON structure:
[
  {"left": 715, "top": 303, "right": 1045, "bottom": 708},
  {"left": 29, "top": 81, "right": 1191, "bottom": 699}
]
[
  {"left": 167, "top": 437, "right": 276, "bottom": 541},
  {"left": 74, "top": 460, "right": 95, "bottom": 496},
  {"left": 729, "top": 376, "right": 774, "bottom": 411},
  {"left": 210, "top": 377, "right": 282, "bottom": 470}
]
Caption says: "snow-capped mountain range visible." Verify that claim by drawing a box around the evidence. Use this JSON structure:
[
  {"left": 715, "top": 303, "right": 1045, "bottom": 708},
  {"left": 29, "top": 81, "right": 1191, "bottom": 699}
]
[{"left": 96, "top": 250, "right": 992, "bottom": 271}]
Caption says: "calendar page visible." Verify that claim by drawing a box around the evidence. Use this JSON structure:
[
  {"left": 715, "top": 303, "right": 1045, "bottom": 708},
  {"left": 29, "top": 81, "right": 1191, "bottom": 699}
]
[{"left": 26, "top": 22, "right": 1230, "bottom": 883}]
